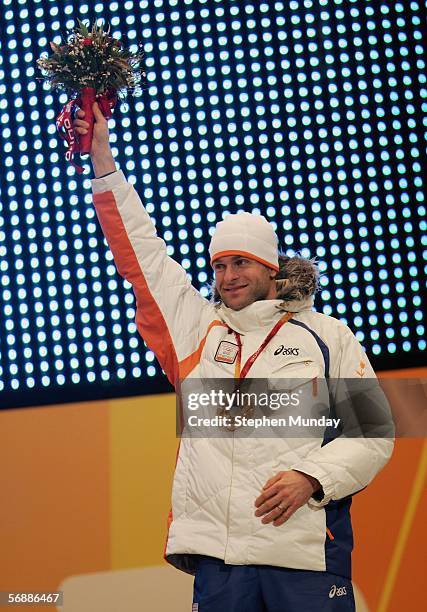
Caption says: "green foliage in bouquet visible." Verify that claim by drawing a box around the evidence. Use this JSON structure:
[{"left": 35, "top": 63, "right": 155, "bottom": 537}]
[{"left": 37, "top": 19, "right": 145, "bottom": 97}]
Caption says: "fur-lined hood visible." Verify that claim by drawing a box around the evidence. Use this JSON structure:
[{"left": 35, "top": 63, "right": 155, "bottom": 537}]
[{"left": 275, "top": 255, "right": 319, "bottom": 301}]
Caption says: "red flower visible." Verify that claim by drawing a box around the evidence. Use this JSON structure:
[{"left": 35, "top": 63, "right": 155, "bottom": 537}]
[{"left": 83, "top": 38, "right": 93, "bottom": 46}]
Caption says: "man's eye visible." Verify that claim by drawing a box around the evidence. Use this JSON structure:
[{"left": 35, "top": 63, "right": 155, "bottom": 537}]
[{"left": 237, "top": 259, "right": 249, "bottom": 266}]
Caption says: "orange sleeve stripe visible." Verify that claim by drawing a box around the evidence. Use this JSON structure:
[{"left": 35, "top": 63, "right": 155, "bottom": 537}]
[
  {"left": 211, "top": 250, "right": 279, "bottom": 271},
  {"left": 178, "top": 320, "right": 229, "bottom": 380},
  {"left": 93, "top": 191, "right": 179, "bottom": 386}
]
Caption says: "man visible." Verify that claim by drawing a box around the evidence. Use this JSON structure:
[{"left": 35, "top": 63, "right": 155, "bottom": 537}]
[{"left": 75, "top": 104, "right": 393, "bottom": 611}]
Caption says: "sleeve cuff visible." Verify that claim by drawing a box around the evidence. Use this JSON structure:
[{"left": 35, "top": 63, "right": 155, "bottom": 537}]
[
  {"left": 91, "top": 169, "right": 127, "bottom": 194},
  {"left": 290, "top": 461, "right": 335, "bottom": 508}
]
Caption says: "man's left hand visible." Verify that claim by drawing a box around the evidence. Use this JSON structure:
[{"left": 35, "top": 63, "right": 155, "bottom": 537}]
[{"left": 254, "top": 470, "right": 321, "bottom": 527}]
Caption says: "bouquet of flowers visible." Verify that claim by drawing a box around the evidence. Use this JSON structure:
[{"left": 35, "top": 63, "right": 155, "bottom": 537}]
[{"left": 37, "top": 19, "right": 145, "bottom": 170}]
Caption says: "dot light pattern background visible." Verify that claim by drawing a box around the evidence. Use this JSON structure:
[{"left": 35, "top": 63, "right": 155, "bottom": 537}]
[{"left": 0, "top": 0, "right": 425, "bottom": 408}]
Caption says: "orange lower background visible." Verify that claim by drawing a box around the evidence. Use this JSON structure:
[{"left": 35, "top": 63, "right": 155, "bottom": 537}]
[{"left": 0, "top": 369, "right": 425, "bottom": 611}]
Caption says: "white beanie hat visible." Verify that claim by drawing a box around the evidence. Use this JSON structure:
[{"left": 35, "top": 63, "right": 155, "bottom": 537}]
[{"left": 209, "top": 212, "right": 279, "bottom": 271}]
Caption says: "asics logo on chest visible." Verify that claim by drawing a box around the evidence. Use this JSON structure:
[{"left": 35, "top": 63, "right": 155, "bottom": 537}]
[{"left": 273, "top": 345, "right": 300, "bottom": 356}]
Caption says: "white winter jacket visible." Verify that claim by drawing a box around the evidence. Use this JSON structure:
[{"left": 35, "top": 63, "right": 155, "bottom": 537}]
[{"left": 92, "top": 170, "right": 393, "bottom": 579}]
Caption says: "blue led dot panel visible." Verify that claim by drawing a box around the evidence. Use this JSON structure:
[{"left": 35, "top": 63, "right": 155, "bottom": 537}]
[{"left": 0, "top": 0, "right": 426, "bottom": 408}]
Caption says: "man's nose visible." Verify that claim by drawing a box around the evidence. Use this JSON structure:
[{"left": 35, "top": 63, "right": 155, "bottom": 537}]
[{"left": 223, "top": 265, "right": 239, "bottom": 283}]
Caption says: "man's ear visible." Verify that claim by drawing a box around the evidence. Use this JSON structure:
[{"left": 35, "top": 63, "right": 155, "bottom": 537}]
[{"left": 269, "top": 269, "right": 278, "bottom": 280}]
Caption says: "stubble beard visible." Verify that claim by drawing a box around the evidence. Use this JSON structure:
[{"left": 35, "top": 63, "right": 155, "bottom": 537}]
[{"left": 220, "top": 278, "right": 273, "bottom": 311}]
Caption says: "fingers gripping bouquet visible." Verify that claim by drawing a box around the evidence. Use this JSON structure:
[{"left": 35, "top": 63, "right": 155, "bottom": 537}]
[{"left": 37, "top": 19, "right": 145, "bottom": 172}]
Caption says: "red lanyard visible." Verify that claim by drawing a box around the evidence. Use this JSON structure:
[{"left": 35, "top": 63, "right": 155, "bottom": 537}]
[{"left": 233, "top": 312, "right": 293, "bottom": 380}]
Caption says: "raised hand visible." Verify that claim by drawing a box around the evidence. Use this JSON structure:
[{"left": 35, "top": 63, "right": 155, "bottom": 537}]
[{"left": 73, "top": 102, "right": 116, "bottom": 177}]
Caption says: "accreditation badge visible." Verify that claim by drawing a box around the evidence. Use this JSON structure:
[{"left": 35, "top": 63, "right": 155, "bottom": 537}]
[{"left": 214, "top": 341, "right": 239, "bottom": 364}]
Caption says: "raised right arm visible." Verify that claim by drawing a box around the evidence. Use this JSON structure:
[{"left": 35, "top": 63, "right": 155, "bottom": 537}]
[{"left": 76, "top": 103, "right": 211, "bottom": 386}]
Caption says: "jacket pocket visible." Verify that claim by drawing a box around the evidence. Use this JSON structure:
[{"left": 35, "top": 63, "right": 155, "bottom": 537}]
[{"left": 268, "top": 361, "right": 322, "bottom": 398}]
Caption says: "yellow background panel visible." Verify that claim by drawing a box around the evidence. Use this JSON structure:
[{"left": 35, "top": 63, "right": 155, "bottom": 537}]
[
  {"left": 0, "top": 402, "right": 110, "bottom": 602},
  {"left": 109, "top": 393, "right": 178, "bottom": 568}
]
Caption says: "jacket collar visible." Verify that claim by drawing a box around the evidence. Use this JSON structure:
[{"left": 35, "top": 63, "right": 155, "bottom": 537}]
[{"left": 217, "top": 297, "right": 313, "bottom": 334}]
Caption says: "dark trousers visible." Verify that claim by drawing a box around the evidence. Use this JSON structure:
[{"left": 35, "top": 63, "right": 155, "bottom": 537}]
[{"left": 192, "top": 556, "right": 355, "bottom": 612}]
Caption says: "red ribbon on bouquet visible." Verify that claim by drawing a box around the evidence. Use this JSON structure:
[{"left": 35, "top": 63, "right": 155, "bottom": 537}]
[{"left": 56, "top": 87, "right": 118, "bottom": 173}]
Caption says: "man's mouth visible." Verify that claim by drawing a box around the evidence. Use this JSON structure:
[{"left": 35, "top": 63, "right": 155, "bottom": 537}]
[{"left": 223, "top": 285, "right": 248, "bottom": 293}]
